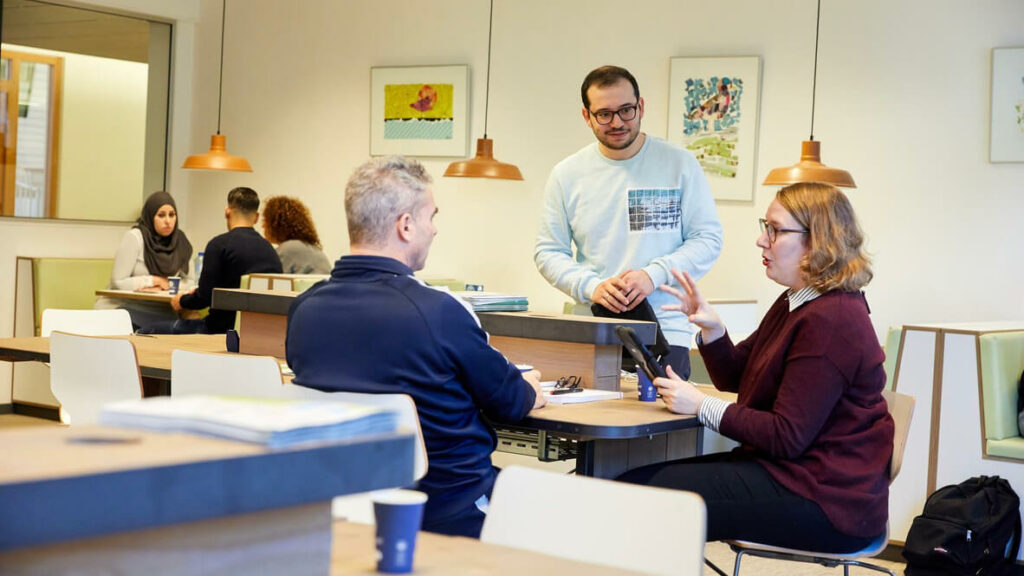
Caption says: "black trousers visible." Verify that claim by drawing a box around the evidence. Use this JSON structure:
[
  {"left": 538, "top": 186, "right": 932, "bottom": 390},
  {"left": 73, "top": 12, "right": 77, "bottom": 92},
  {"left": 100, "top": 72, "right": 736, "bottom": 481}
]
[
  {"left": 661, "top": 345, "right": 692, "bottom": 380},
  {"left": 616, "top": 452, "right": 880, "bottom": 553}
]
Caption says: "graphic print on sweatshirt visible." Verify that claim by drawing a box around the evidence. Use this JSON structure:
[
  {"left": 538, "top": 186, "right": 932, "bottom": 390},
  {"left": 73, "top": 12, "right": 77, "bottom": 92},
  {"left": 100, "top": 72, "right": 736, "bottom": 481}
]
[{"left": 627, "top": 188, "right": 681, "bottom": 232}]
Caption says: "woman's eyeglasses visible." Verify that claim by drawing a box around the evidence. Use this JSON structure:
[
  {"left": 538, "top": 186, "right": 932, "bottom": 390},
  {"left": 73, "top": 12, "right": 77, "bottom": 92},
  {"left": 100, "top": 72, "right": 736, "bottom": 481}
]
[{"left": 758, "top": 218, "right": 808, "bottom": 245}]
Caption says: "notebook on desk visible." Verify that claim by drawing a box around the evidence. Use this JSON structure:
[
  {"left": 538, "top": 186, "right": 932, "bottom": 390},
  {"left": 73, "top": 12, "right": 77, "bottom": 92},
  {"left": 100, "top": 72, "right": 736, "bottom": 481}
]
[{"left": 543, "top": 389, "right": 623, "bottom": 405}]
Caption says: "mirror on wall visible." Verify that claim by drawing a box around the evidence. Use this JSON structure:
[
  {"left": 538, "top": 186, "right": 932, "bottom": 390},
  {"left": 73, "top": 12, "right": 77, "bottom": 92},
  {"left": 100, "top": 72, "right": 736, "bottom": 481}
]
[{"left": 1, "top": 0, "right": 171, "bottom": 222}]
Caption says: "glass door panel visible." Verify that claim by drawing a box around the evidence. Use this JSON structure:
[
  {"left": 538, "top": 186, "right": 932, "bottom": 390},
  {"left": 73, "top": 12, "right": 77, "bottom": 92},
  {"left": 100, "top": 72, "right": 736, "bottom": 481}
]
[{"left": 0, "top": 50, "right": 62, "bottom": 218}]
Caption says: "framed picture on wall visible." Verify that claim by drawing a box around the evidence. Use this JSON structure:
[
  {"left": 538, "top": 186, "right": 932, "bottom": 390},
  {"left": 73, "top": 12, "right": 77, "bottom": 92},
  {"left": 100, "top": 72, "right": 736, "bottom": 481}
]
[
  {"left": 990, "top": 48, "right": 1024, "bottom": 163},
  {"left": 370, "top": 65, "right": 470, "bottom": 157},
  {"left": 667, "top": 56, "right": 761, "bottom": 201}
]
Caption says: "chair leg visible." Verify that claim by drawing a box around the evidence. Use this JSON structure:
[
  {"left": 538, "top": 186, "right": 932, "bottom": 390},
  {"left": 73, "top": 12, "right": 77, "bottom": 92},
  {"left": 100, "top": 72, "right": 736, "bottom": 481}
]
[{"left": 732, "top": 549, "right": 745, "bottom": 576}]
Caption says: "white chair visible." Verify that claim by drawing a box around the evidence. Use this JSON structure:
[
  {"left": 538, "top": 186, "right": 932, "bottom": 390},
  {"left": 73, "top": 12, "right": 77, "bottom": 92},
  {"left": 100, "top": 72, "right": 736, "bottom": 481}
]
[
  {"left": 170, "top": 349, "right": 285, "bottom": 398},
  {"left": 49, "top": 331, "right": 143, "bottom": 425},
  {"left": 169, "top": 350, "right": 427, "bottom": 522},
  {"left": 481, "top": 465, "right": 707, "bottom": 575},
  {"left": 729, "top": 390, "right": 915, "bottom": 576},
  {"left": 41, "top": 309, "right": 133, "bottom": 337},
  {"left": 285, "top": 385, "right": 428, "bottom": 523}
]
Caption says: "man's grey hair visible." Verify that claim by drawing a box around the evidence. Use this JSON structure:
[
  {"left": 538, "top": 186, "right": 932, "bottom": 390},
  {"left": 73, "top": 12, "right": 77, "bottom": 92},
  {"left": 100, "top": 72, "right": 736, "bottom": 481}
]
[{"left": 344, "top": 156, "right": 432, "bottom": 247}]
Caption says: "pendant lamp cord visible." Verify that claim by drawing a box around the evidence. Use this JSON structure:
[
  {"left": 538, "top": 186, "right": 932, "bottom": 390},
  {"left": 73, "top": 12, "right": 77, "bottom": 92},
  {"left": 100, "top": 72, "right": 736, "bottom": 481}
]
[
  {"left": 483, "top": 0, "right": 494, "bottom": 139},
  {"left": 216, "top": 0, "right": 227, "bottom": 135},
  {"left": 809, "top": 0, "right": 820, "bottom": 141}
]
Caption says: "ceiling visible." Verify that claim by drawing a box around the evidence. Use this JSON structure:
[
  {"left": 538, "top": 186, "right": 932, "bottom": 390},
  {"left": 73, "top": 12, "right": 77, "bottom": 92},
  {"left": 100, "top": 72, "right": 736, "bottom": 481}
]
[{"left": 2, "top": 0, "right": 156, "bottom": 63}]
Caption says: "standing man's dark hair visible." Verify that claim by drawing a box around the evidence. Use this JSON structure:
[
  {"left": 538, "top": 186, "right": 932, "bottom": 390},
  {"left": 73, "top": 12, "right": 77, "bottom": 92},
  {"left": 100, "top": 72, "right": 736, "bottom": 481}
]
[
  {"left": 581, "top": 65, "right": 640, "bottom": 109},
  {"left": 227, "top": 187, "right": 260, "bottom": 215}
]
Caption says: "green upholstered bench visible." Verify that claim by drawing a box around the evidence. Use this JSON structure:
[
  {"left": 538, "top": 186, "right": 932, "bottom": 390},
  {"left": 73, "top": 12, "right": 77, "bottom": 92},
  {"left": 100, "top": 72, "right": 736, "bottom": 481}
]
[
  {"left": 883, "top": 326, "right": 902, "bottom": 391},
  {"left": 14, "top": 257, "right": 114, "bottom": 337},
  {"left": 979, "top": 331, "right": 1024, "bottom": 460}
]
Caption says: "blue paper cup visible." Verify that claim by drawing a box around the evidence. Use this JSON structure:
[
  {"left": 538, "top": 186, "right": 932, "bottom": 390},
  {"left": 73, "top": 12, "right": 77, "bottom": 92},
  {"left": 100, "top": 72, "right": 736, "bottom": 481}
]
[
  {"left": 167, "top": 276, "right": 181, "bottom": 295},
  {"left": 638, "top": 370, "right": 658, "bottom": 402},
  {"left": 373, "top": 489, "right": 427, "bottom": 574}
]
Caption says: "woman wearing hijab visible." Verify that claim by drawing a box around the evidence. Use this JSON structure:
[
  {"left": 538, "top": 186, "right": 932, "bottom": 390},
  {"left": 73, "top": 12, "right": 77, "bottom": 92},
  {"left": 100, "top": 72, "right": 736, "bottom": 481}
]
[{"left": 95, "top": 191, "right": 193, "bottom": 331}]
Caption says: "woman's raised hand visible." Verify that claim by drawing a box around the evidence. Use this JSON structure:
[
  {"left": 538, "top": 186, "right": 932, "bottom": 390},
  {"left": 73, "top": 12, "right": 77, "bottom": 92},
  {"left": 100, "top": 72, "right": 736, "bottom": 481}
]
[{"left": 659, "top": 269, "right": 725, "bottom": 343}]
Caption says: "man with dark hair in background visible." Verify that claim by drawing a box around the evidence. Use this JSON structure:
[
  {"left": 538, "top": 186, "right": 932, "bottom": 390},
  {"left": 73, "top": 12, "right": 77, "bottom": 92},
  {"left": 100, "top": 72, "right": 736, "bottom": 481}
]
[{"left": 144, "top": 187, "right": 281, "bottom": 334}]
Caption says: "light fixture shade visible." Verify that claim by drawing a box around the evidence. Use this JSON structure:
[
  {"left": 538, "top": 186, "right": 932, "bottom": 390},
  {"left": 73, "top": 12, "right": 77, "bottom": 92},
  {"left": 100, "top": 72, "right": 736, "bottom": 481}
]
[
  {"left": 444, "top": 138, "right": 523, "bottom": 180},
  {"left": 182, "top": 134, "right": 252, "bottom": 172},
  {"left": 762, "top": 141, "right": 855, "bottom": 189}
]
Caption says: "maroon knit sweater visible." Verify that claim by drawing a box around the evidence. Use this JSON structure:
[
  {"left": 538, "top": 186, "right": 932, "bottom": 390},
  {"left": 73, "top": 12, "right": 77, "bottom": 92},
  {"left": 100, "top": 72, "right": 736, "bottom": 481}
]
[{"left": 699, "top": 289, "right": 894, "bottom": 538}]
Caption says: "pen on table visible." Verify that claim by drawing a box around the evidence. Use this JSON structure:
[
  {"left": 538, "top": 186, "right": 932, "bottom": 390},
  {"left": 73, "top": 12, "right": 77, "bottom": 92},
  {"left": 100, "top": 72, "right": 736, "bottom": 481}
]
[{"left": 550, "top": 387, "right": 584, "bottom": 395}]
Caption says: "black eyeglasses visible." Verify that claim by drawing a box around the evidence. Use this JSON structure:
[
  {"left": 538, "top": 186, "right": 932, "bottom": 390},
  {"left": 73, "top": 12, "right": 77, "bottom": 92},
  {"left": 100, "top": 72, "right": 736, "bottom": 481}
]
[
  {"left": 758, "top": 218, "right": 808, "bottom": 245},
  {"left": 588, "top": 104, "right": 638, "bottom": 125},
  {"left": 554, "top": 375, "right": 581, "bottom": 389},
  {"left": 552, "top": 375, "right": 583, "bottom": 395}
]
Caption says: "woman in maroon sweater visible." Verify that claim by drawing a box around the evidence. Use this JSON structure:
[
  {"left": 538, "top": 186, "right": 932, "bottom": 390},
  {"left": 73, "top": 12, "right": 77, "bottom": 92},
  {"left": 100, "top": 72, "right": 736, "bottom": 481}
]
[{"left": 618, "top": 182, "right": 894, "bottom": 552}]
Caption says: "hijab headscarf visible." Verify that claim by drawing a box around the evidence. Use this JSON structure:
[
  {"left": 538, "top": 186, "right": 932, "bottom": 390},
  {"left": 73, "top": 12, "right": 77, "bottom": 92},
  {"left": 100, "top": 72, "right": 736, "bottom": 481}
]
[{"left": 134, "top": 191, "right": 193, "bottom": 277}]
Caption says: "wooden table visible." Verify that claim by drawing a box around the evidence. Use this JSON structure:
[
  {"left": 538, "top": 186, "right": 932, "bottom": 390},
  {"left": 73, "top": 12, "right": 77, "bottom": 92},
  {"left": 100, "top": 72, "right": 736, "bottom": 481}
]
[
  {"left": 0, "top": 334, "right": 227, "bottom": 396},
  {"left": 95, "top": 289, "right": 175, "bottom": 303},
  {"left": 0, "top": 425, "right": 416, "bottom": 574},
  {"left": 331, "top": 521, "right": 644, "bottom": 575},
  {"left": 0, "top": 335, "right": 728, "bottom": 478},
  {"left": 500, "top": 384, "right": 735, "bottom": 478}
]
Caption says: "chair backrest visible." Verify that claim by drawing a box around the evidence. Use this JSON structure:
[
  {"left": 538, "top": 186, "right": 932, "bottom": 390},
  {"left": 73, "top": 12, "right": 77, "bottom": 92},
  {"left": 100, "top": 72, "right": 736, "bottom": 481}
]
[
  {"left": 49, "top": 331, "right": 143, "bottom": 425},
  {"left": 979, "top": 332, "right": 1024, "bottom": 441},
  {"left": 41, "top": 309, "right": 133, "bottom": 337},
  {"left": 285, "top": 385, "right": 427, "bottom": 481},
  {"left": 171, "top": 349, "right": 284, "bottom": 398},
  {"left": 882, "top": 389, "right": 915, "bottom": 481},
  {"left": 481, "top": 466, "right": 706, "bottom": 575}
]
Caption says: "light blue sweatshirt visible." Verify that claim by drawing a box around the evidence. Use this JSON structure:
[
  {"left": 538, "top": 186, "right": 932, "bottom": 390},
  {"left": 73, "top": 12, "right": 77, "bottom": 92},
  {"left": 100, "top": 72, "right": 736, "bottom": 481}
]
[{"left": 534, "top": 135, "right": 723, "bottom": 346}]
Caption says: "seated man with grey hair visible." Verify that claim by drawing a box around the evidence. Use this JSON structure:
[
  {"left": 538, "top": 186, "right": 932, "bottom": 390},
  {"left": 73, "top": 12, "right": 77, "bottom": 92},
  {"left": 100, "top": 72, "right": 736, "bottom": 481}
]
[{"left": 285, "top": 156, "right": 545, "bottom": 538}]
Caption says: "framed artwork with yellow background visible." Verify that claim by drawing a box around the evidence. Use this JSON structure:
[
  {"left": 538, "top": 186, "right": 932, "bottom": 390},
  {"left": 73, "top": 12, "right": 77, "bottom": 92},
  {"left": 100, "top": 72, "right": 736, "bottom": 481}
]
[{"left": 370, "top": 65, "right": 469, "bottom": 157}]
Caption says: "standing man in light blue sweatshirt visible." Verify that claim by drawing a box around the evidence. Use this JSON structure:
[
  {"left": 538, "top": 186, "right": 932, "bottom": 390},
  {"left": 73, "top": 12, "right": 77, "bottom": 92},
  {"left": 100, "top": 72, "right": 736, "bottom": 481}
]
[{"left": 534, "top": 65, "right": 723, "bottom": 377}]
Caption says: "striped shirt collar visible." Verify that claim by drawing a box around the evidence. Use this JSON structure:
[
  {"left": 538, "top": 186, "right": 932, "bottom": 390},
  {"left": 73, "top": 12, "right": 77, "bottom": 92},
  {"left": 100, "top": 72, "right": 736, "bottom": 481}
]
[{"left": 787, "top": 286, "right": 821, "bottom": 311}]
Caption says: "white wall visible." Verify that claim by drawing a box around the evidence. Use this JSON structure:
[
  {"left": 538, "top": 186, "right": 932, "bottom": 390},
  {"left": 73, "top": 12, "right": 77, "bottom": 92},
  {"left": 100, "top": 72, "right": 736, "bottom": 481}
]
[
  {"left": 183, "top": 0, "right": 1024, "bottom": 344},
  {"left": 57, "top": 52, "right": 148, "bottom": 221}
]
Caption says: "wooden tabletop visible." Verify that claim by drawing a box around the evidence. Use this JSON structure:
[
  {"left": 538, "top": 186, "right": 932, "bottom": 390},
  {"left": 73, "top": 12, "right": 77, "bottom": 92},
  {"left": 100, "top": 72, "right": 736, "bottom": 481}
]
[
  {"left": 0, "top": 334, "right": 227, "bottom": 381},
  {"left": 0, "top": 425, "right": 416, "bottom": 551},
  {"left": 331, "top": 521, "right": 643, "bottom": 575},
  {"left": 95, "top": 289, "right": 175, "bottom": 303},
  {"left": 509, "top": 384, "right": 735, "bottom": 440},
  {"left": 519, "top": 395, "right": 699, "bottom": 439}
]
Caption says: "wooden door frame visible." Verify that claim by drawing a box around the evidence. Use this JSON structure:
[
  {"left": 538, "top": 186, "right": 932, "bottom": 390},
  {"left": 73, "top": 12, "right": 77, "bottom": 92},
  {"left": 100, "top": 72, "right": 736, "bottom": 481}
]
[{"left": 0, "top": 49, "right": 64, "bottom": 218}]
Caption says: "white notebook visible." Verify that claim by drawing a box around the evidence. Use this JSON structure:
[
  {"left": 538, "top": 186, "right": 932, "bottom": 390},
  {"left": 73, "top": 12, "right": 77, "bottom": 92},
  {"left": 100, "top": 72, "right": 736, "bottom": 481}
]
[{"left": 543, "top": 389, "right": 623, "bottom": 405}]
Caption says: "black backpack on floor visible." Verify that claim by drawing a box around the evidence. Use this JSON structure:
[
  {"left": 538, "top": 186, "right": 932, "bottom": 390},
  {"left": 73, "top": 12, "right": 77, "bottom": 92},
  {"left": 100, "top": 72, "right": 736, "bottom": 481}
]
[{"left": 903, "top": 475, "right": 1021, "bottom": 575}]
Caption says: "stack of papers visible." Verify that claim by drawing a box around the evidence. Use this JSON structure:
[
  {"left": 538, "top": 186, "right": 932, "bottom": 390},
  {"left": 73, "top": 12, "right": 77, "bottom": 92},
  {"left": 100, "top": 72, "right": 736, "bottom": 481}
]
[
  {"left": 544, "top": 389, "right": 623, "bottom": 405},
  {"left": 453, "top": 291, "right": 529, "bottom": 312},
  {"left": 99, "top": 396, "right": 397, "bottom": 448}
]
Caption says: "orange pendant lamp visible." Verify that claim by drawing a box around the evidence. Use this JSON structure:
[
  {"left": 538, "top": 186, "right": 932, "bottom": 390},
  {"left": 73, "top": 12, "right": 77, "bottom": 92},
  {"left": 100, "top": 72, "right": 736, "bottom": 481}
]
[
  {"left": 444, "top": 0, "right": 522, "bottom": 180},
  {"left": 182, "top": 0, "right": 252, "bottom": 172},
  {"left": 763, "top": 0, "right": 854, "bottom": 188}
]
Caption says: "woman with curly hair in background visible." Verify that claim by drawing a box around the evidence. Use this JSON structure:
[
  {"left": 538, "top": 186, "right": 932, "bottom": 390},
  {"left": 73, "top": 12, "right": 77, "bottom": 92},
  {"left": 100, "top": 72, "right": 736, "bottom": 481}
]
[{"left": 262, "top": 196, "right": 332, "bottom": 274}]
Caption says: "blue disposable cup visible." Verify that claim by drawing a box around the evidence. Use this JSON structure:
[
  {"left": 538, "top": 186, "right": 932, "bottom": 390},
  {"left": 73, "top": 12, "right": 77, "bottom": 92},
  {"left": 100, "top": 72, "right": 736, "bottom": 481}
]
[
  {"left": 167, "top": 276, "right": 181, "bottom": 295},
  {"left": 638, "top": 370, "right": 658, "bottom": 402},
  {"left": 373, "top": 489, "right": 428, "bottom": 574}
]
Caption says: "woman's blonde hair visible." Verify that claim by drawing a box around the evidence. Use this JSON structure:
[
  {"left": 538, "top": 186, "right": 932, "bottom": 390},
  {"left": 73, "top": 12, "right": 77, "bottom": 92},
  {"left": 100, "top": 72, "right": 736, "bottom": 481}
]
[{"left": 776, "top": 182, "right": 873, "bottom": 292}]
